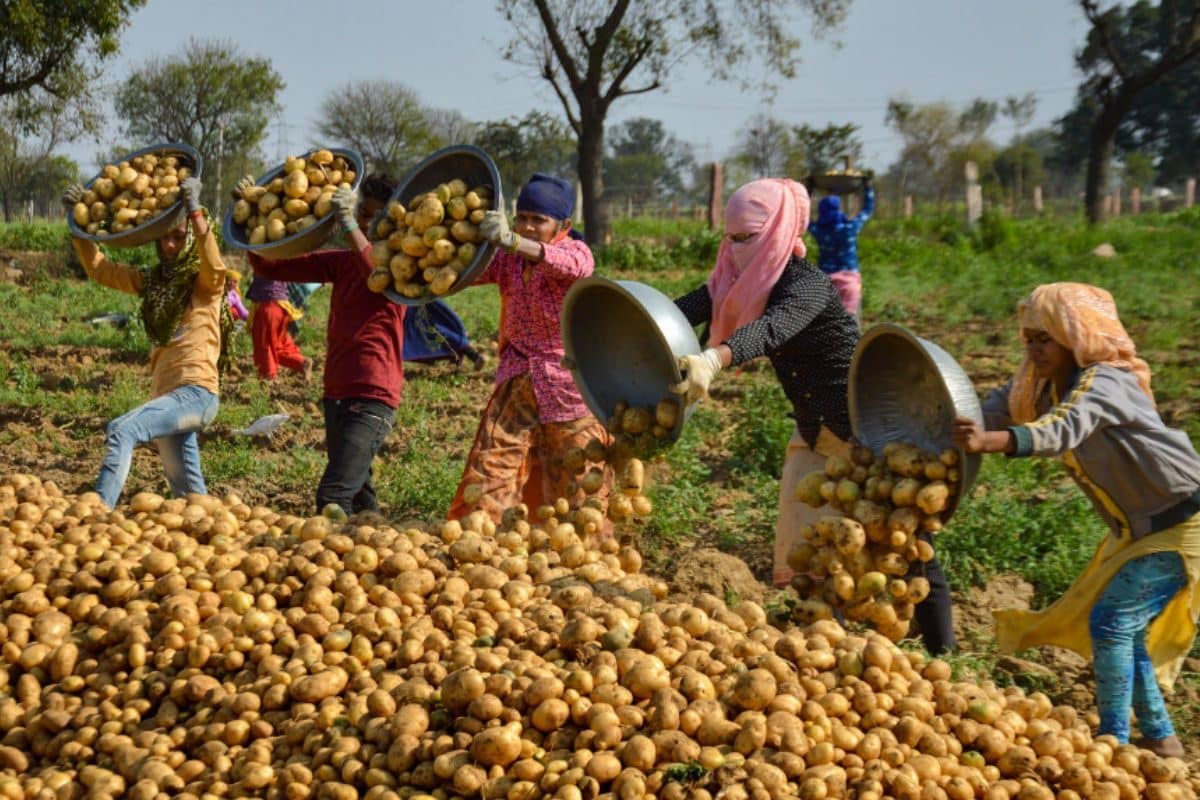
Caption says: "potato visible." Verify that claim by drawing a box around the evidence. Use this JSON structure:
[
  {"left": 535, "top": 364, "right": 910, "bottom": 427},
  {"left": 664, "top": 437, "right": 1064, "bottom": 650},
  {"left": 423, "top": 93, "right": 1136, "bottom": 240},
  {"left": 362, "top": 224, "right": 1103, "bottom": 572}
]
[
  {"left": 289, "top": 667, "right": 348, "bottom": 702},
  {"left": 283, "top": 198, "right": 310, "bottom": 218},
  {"left": 283, "top": 169, "right": 308, "bottom": 199},
  {"left": 367, "top": 268, "right": 392, "bottom": 293}
]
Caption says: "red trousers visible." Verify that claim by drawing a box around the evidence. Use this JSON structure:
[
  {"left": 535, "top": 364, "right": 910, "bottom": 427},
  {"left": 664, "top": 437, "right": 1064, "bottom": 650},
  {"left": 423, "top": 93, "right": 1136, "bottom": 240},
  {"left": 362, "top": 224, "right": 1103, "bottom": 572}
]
[{"left": 251, "top": 301, "right": 305, "bottom": 379}]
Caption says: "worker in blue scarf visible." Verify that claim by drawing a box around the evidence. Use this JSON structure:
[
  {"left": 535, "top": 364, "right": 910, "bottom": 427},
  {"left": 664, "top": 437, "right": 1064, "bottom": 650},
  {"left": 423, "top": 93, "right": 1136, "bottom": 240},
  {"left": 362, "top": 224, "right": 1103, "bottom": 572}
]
[{"left": 807, "top": 179, "right": 874, "bottom": 324}]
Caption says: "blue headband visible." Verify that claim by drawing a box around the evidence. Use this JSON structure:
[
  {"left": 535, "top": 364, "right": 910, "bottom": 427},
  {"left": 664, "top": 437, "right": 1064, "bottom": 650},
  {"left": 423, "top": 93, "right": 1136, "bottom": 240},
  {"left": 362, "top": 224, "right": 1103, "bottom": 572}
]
[{"left": 517, "top": 173, "right": 574, "bottom": 220}]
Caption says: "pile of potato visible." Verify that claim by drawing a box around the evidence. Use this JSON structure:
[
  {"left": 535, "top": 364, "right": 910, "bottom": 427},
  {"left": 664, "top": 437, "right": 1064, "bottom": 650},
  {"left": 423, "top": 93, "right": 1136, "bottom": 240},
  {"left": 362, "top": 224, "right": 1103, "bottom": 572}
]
[
  {"left": 367, "top": 180, "right": 494, "bottom": 299},
  {"left": 230, "top": 150, "right": 357, "bottom": 245},
  {"left": 0, "top": 470, "right": 1196, "bottom": 800},
  {"left": 70, "top": 152, "right": 193, "bottom": 236},
  {"left": 786, "top": 441, "right": 964, "bottom": 641}
]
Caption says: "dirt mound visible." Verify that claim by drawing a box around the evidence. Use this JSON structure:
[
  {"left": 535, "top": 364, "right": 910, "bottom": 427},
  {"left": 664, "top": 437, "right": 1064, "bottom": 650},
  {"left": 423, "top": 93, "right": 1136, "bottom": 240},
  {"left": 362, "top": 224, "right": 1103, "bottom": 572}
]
[
  {"left": 953, "top": 573, "right": 1034, "bottom": 648},
  {"left": 669, "top": 547, "right": 765, "bottom": 605}
]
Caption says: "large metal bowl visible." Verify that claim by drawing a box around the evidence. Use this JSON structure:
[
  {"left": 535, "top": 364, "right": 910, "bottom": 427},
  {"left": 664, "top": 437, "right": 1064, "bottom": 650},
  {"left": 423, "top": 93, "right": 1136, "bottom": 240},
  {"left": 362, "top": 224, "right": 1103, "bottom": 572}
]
[
  {"left": 806, "top": 172, "right": 867, "bottom": 195},
  {"left": 848, "top": 323, "right": 983, "bottom": 517},
  {"left": 223, "top": 147, "right": 364, "bottom": 260},
  {"left": 560, "top": 277, "right": 701, "bottom": 440},
  {"left": 374, "top": 145, "right": 502, "bottom": 307},
  {"left": 67, "top": 143, "right": 202, "bottom": 249}
]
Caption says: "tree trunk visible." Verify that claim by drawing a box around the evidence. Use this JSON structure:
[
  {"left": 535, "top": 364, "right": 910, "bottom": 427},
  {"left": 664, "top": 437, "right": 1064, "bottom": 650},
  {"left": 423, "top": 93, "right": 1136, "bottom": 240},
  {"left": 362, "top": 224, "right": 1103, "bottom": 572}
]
[
  {"left": 1084, "top": 111, "right": 1118, "bottom": 224},
  {"left": 577, "top": 112, "right": 608, "bottom": 247}
]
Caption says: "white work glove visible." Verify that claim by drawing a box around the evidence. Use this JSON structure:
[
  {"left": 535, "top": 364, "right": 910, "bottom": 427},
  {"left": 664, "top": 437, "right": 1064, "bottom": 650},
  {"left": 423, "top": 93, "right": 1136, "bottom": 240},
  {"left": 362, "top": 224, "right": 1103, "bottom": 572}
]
[
  {"left": 480, "top": 210, "right": 520, "bottom": 253},
  {"left": 233, "top": 174, "right": 256, "bottom": 200},
  {"left": 180, "top": 176, "right": 204, "bottom": 215},
  {"left": 330, "top": 185, "right": 359, "bottom": 232},
  {"left": 671, "top": 348, "right": 723, "bottom": 405},
  {"left": 61, "top": 184, "right": 85, "bottom": 210}
]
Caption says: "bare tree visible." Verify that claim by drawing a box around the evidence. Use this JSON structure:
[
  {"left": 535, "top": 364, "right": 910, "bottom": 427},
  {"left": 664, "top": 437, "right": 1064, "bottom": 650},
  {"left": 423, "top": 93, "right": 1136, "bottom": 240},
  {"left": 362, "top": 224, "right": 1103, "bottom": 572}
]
[
  {"left": 0, "top": 91, "right": 98, "bottom": 221},
  {"left": 497, "top": 0, "right": 851, "bottom": 244},
  {"left": 1075, "top": 0, "right": 1200, "bottom": 223},
  {"left": 1002, "top": 92, "right": 1037, "bottom": 210},
  {"left": 316, "top": 80, "right": 441, "bottom": 179}
]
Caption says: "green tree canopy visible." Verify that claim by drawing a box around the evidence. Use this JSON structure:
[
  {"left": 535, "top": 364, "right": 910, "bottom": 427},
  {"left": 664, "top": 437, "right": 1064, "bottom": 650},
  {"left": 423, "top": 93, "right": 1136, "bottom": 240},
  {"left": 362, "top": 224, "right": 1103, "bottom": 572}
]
[
  {"left": 113, "top": 38, "right": 284, "bottom": 214},
  {"left": 1057, "top": 2, "right": 1200, "bottom": 190},
  {"left": 787, "top": 123, "right": 865, "bottom": 177},
  {"left": 0, "top": 0, "right": 145, "bottom": 98},
  {"left": 1067, "top": 0, "right": 1200, "bottom": 221},
  {"left": 0, "top": 90, "right": 94, "bottom": 221},
  {"left": 604, "top": 117, "right": 695, "bottom": 208},
  {"left": 472, "top": 111, "right": 577, "bottom": 205},
  {"left": 315, "top": 80, "right": 441, "bottom": 180}
]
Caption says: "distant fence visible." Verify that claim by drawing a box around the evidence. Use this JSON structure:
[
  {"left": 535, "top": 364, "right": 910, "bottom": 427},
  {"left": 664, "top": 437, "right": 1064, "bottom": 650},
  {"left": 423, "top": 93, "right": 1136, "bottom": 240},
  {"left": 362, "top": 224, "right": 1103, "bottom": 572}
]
[{"left": 595, "top": 165, "right": 1198, "bottom": 227}]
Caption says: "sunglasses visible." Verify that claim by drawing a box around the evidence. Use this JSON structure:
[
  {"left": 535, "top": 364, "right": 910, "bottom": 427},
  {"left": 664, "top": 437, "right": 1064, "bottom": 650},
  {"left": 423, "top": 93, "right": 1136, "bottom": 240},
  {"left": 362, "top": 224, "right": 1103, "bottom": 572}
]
[{"left": 725, "top": 231, "right": 757, "bottom": 243}]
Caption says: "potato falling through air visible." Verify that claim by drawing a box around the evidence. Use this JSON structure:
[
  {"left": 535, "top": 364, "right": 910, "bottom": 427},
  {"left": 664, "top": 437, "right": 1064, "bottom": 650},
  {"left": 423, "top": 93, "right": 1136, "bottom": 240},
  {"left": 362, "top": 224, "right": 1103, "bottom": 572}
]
[{"left": 786, "top": 440, "right": 961, "bottom": 641}]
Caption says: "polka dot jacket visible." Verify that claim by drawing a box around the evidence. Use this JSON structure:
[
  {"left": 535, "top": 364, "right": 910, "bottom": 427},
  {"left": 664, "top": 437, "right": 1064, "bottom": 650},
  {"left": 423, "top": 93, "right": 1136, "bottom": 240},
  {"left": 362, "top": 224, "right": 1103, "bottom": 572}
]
[{"left": 674, "top": 257, "right": 860, "bottom": 446}]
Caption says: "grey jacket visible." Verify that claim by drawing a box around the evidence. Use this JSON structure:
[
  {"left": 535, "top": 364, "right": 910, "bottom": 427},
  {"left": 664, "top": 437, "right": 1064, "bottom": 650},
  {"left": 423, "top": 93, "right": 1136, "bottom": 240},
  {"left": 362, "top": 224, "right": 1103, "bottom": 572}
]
[{"left": 983, "top": 364, "right": 1200, "bottom": 540}]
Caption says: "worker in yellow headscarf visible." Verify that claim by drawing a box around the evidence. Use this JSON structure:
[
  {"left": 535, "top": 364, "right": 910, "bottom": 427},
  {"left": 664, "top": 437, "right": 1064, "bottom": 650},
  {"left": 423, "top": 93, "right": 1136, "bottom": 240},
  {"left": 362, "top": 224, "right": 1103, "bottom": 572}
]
[{"left": 953, "top": 282, "right": 1200, "bottom": 757}]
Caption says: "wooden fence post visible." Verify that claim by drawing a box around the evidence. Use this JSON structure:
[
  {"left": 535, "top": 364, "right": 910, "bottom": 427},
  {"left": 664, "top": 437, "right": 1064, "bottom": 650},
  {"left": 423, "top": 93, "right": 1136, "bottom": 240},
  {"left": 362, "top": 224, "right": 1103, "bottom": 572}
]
[
  {"left": 708, "top": 163, "right": 724, "bottom": 230},
  {"left": 965, "top": 161, "right": 982, "bottom": 226},
  {"left": 1186, "top": 178, "right": 1195, "bottom": 208},
  {"left": 1032, "top": 186, "right": 1043, "bottom": 214},
  {"left": 904, "top": 196, "right": 913, "bottom": 218},
  {"left": 1130, "top": 187, "right": 1141, "bottom": 215},
  {"left": 1112, "top": 189, "right": 1121, "bottom": 216}
]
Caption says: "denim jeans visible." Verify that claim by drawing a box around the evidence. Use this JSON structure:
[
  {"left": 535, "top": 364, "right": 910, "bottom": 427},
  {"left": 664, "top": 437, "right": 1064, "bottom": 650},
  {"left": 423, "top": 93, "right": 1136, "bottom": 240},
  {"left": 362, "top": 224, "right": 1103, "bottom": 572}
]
[
  {"left": 1090, "top": 550, "right": 1188, "bottom": 742},
  {"left": 96, "top": 384, "right": 219, "bottom": 508},
  {"left": 318, "top": 398, "right": 395, "bottom": 515}
]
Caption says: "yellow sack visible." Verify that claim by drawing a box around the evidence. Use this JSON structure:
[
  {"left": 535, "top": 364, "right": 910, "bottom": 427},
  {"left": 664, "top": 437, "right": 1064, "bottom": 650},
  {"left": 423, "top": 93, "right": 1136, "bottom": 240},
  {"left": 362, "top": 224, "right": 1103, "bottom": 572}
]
[{"left": 994, "top": 510, "right": 1200, "bottom": 692}]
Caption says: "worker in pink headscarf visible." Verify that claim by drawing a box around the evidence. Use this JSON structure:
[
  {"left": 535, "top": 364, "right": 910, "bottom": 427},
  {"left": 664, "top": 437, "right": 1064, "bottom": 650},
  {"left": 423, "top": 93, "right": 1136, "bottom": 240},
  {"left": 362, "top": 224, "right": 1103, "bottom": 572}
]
[{"left": 671, "top": 177, "right": 957, "bottom": 654}]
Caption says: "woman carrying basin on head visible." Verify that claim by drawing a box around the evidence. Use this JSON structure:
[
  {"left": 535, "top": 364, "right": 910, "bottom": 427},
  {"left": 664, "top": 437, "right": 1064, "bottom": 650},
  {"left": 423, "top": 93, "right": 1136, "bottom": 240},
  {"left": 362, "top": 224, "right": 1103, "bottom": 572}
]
[{"left": 61, "top": 175, "right": 233, "bottom": 509}]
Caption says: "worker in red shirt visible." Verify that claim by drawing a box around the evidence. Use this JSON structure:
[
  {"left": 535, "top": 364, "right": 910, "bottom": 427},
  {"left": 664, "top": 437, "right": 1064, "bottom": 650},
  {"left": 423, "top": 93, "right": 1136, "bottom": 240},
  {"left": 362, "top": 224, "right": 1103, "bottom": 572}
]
[{"left": 244, "top": 173, "right": 405, "bottom": 516}]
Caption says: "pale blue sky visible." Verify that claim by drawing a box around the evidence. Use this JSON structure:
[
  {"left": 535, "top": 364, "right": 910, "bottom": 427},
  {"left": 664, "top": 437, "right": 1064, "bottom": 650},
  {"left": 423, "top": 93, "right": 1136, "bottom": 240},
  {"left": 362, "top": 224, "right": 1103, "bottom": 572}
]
[{"left": 67, "top": 0, "right": 1089, "bottom": 173}]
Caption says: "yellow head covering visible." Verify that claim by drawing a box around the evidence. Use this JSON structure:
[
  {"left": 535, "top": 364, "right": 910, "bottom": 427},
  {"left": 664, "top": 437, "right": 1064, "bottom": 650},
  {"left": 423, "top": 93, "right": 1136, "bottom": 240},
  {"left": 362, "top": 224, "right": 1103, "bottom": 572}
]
[{"left": 1009, "top": 282, "right": 1153, "bottom": 423}]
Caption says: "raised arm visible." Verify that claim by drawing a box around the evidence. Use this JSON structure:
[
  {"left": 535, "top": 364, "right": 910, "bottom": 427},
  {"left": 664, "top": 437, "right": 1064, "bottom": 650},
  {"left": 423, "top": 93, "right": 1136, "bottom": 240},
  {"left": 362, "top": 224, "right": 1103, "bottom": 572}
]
[
  {"left": 62, "top": 184, "right": 143, "bottom": 295},
  {"left": 850, "top": 185, "right": 875, "bottom": 233}
]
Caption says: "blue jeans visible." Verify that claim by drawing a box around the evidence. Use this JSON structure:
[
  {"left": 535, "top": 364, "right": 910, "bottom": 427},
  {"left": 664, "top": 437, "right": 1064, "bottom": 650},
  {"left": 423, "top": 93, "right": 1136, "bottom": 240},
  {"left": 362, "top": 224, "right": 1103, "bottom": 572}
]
[
  {"left": 95, "top": 385, "right": 219, "bottom": 508},
  {"left": 1090, "top": 550, "right": 1188, "bottom": 742}
]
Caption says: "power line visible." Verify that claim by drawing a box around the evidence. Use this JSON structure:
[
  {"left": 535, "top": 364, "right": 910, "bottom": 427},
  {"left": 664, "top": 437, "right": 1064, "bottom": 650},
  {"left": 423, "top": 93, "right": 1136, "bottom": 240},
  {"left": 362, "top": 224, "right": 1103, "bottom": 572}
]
[{"left": 647, "top": 85, "right": 1080, "bottom": 115}]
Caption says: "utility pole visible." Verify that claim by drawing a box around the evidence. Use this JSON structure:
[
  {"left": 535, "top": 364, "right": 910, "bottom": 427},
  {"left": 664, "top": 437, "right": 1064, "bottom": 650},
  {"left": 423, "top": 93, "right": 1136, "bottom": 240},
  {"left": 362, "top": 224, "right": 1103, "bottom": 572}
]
[{"left": 214, "top": 123, "right": 225, "bottom": 221}]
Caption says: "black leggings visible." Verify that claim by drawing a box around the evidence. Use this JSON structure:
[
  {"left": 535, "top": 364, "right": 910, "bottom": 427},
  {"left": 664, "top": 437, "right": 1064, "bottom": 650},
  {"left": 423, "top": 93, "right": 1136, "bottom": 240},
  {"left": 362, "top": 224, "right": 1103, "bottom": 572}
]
[{"left": 909, "top": 535, "right": 957, "bottom": 655}]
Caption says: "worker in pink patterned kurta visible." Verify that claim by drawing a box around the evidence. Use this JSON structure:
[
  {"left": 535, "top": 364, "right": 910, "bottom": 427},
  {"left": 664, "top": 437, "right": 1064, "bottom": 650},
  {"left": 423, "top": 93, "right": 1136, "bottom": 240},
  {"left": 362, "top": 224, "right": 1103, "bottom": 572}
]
[{"left": 448, "top": 173, "right": 612, "bottom": 523}]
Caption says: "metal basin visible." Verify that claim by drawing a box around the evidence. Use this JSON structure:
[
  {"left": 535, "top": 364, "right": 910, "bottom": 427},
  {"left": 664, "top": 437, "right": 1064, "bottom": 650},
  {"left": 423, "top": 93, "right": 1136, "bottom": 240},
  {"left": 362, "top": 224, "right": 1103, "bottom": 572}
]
[
  {"left": 224, "top": 147, "right": 364, "bottom": 260},
  {"left": 806, "top": 173, "right": 867, "bottom": 195},
  {"left": 560, "top": 277, "right": 701, "bottom": 440},
  {"left": 374, "top": 145, "right": 502, "bottom": 307},
  {"left": 68, "top": 143, "right": 202, "bottom": 249},
  {"left": 848, "top": 323, "right": 983, "bottom": 517}
]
